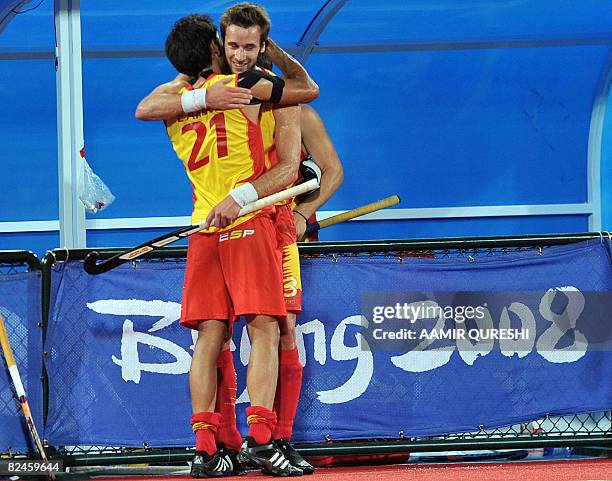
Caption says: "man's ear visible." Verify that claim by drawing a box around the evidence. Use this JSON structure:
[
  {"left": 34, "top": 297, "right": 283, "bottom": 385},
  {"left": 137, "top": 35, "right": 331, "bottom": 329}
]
[
  {"left": 211, "top": 38, "right": 221, "bottom": 57},
  {"left": 260, "top": 40, "right": 267, "bottom": 55}
]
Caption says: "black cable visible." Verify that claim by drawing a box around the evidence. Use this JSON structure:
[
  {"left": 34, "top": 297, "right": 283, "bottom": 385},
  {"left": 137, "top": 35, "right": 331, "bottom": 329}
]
[{"left": 12, "top": 0, "right": 45, "bottom": 14}]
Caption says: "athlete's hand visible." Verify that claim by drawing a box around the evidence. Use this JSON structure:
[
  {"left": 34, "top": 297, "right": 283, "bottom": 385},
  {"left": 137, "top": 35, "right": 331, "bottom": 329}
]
[
  {"left": 293, "top": 211, "right": 307, "bottom": 241},
  {"left": 205, "top": 195, "right": 241, "bottom": 229},
  {"left": 205, "top": 78, "right": 252, "bottom": 110}
]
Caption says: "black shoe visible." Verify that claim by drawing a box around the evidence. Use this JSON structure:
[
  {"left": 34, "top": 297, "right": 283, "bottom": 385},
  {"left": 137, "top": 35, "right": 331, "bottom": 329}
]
[
  {"left": 274, "top": 439, "right": 315, "bottom": 475},
  {"left": 217, "top": 443, "right": 248, "bottom": 476},
  {"left": 190, "top": 450, "right": 232, "bottom": 478},
  {"left": 238, "top": 436, "right": 303, "bottom": 476}
]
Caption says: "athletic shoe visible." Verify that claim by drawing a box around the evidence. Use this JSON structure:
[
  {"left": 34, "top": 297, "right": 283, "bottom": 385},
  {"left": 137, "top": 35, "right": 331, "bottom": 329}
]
[
  {"left": 238, "top": 436, "right": 303, "bottom": 476},
  {"left": 217, "top": 443, "right": 248, "bottom": 476},
  {"left": 274, "top": 438, "right": 315, "bottom": 475},
  {"left": 190, "top": 450, "right": 232, "bottom": 478}
]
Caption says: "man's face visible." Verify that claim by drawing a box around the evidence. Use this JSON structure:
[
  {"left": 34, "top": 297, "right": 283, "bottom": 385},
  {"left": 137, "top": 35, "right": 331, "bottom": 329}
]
[{"left": 224, "top": 24, "right": 265, "bottom": 73}]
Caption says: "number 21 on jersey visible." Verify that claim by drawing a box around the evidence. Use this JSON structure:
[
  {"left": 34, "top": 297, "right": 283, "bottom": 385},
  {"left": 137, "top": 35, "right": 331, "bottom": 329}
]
[{"left": 182, "top": 112, "right": 228, "bottom": 172}]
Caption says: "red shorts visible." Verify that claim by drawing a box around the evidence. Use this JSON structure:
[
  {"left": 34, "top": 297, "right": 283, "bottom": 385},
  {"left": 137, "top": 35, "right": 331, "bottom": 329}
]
[
  {"left": 180, "top": 214, "right": 287, "bottom": 330},
  {"left": 274, "top": 204, "right": 302, "bottom": 314}
]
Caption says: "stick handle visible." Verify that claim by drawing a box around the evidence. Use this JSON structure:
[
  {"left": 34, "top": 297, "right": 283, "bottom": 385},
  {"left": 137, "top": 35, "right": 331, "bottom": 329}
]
[
  {"left": 305, "top": 195, "right": 400, "bottom": 234},
  {"left": 0, "top": 314, "right": 26, "bottom": 402},
  {"left": 240, "top": 179, "right": 319, "bottom": 217},
  {"left": 0, "top": 313, "right": 16, "bottom": 367}
]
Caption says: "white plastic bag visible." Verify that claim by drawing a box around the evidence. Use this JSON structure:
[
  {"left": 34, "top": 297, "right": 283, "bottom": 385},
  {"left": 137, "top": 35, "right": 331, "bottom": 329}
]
[{"left": 78, "top": 148, "right": 115, "bottom": 214}]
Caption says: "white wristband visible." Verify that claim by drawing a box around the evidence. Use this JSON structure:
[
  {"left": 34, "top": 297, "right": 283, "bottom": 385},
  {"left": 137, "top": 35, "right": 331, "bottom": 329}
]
[
  {"left": 180, "top": 88, "right": 207, "bottom": 113},
  {"left": 229, "top": 183, "right": 258, "bottom": 207}
]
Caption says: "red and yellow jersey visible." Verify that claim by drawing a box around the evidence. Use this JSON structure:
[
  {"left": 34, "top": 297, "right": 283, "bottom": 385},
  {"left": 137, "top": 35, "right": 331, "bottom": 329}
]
[{"left": 166, "top": 73, "right": 268, "bottom": 233}]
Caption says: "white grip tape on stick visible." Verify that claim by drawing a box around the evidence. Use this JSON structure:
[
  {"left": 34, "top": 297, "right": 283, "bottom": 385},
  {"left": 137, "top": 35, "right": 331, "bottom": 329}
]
[
  {"left": 239, "top": 178, "right": 320, "bottom": 216},
  {"left": 9, "top": 364, "right": 26, "bottom": 398},
  {"left": 197, "top": 178, "right": 320, "bottom": 232}
]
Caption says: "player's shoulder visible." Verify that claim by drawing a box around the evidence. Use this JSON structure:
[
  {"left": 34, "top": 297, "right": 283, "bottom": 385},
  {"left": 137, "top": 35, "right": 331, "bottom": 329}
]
[
  {"left": 202, "top": 71, "right": 236, "bottom": 88},
  {"left": 238, "top": 66, "right": 277, "bottom": 87}
]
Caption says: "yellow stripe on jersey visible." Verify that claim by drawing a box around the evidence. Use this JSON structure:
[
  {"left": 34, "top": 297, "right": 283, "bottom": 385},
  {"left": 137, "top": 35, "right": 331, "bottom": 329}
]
[
  {"left": 166, "top": 74, "right": 267, "bottom": 233},
  {"left": 282, "top": 243, "right": 302, "bottom": 298}
]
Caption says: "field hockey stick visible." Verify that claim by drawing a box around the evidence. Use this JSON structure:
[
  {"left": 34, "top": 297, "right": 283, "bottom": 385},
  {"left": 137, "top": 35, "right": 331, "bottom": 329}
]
[
  {"left": 84, "top": 178, "right": 320, "bottom": 275},
  {"left": 0, "top": 313, "right": 55, "bottom": 480},
  {"left": 304, "top": 195, "right": 400, "bottom": 234}
]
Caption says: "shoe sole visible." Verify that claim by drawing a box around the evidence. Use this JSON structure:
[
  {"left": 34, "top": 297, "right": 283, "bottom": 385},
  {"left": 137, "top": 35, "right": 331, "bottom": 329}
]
[{"left": 190, "top": 470, "right": 231, "bottom": 478}]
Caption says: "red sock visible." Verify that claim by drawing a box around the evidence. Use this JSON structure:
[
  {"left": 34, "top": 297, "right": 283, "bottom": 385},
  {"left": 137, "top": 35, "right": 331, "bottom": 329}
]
[
  {"left": 215, "top": 349, "right": 243, "bottom": 451},
  {"left": 272, "top": 347, "right": 303, "bottom": 440},
  {"left": 246, "top": 406, "right": 276, "bottom": 445},
  {"left": 191, "top": 411, "right": 220, "bottom": 456}
]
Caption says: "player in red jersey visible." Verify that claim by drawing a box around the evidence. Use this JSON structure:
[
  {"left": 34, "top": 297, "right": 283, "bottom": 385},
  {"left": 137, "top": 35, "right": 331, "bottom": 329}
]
[
  {"left": 255, "top": 104, "right": 343, "bottom": 475},
  {"left": 137, "top": 11, "right": 318, "bottom": 477},
  {"left": 215, "top": 5, "right": 313, "bottom": 473},
  {"left": 212, "top": 4, "right": 344, "bottom": 474},
  {"left": 262, "top": 104, "right": 344, "bottom": 474}
]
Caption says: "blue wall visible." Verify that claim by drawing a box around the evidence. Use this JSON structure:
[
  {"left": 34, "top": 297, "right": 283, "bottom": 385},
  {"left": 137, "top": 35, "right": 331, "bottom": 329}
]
[
  {"left": 1, "top": 1, "right": 611, "bottom": 256},
  {"left": 602, "top": 54, "right": 612, "bottom": 231}
]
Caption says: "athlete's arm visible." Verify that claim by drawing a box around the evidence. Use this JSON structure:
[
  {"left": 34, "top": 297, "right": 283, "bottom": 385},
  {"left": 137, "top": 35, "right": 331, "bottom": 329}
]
[
  {"left": 252, "top": 105, "right": 301, "bottom": 196},
  {"left": 135, "top": 76, "right": 253, "bottom": 121},
  {"left": 242, "top": 38, "right": 318, "bottom": 105},
  {"left": 204, "top": 105, "right": 301, "bottom": 229},
  {"left": 135, "top": 75, "right": 191, "bottom": 121},
  {"left": 293, "top": 105, "right": 344, "bottom": 240}
]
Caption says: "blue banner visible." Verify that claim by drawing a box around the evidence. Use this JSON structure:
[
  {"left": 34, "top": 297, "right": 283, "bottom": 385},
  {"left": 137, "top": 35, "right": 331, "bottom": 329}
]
[
  {"left": 0, "top": 272, "right": 43, "bottom": 453},
  {"left": 44, "top": 240, "right": 612, "bottom": 446}
]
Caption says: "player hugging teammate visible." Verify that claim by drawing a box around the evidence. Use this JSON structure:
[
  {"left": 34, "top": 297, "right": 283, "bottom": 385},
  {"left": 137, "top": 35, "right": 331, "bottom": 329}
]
[{"left": 136, "top": 3, "right": 343, "bottom": 477}]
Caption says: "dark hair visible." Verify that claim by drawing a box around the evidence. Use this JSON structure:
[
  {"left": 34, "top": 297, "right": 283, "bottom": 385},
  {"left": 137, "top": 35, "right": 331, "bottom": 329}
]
[
  {"left": 220, "top": 3, "right": 271, "bottom": 44},
  {"left": 165, "top": 14, "right": 219, "bottom": 77}
]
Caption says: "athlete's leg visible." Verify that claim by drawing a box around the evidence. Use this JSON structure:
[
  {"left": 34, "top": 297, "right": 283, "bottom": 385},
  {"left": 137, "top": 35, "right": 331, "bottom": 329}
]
[
  {"left": 189, "top": 320, "right": 235, "bottom": 478},
  {"left": 239, "top": 314, "right": 303, "bottom": 476},
  {"left": 215, "top": 340, "right": 243, "bottom": 452},
  {"left": 272, "top": 205, "right": 313, "bottom": 473},
  {"left": 181, "top": 231, "right": 235, "bottom": 477},
  {"left": 278, "top": 314, "right": 297, "bottom": 349},
  {"left": 246, "top": 314, "right": 279, "bottom": 413},
  {"left": 274, "top": 231, "right": 306, "bottom": 443},
  {"left": 273, "top": 314, "right": 314, "bottom": 474},
  {"left": 218, "top": 215, "right": 302, "bottom": 475},
  {"left": 190, "top": 320, "right": 227, "bottom": 451},
  {"left": 273, "top": 312, "right": 302, "bottom": 440}
]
